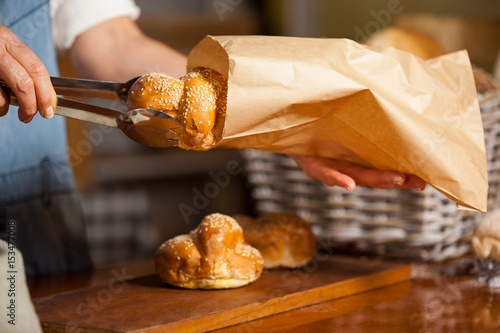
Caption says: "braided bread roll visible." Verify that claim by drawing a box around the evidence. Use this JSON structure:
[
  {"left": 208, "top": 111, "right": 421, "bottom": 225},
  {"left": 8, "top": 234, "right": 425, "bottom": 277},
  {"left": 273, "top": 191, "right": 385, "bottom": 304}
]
[
  {"left": 126, "top": 67, "right": 227, "bottom": 150},
  {"left": 155, "top": 213, "right": 264, "bottom": 289}
]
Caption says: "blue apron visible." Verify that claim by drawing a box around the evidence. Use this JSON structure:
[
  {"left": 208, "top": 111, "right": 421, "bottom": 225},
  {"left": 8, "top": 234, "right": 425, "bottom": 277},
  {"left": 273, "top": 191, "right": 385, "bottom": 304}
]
[{"left": 0, "top": 0, "right": 93, "bottom": 275}]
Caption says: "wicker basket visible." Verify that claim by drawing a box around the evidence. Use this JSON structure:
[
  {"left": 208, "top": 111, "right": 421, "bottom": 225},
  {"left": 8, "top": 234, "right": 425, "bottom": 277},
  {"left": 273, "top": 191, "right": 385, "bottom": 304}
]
[{"left": 241, "top": 68, "right": 500, "bottom": 262}]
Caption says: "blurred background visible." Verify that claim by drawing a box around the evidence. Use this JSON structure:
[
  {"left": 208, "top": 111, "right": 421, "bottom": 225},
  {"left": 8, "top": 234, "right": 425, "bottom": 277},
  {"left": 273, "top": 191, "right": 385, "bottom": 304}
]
[{"left": 59, "top": 0, "right": 500, "bottom": 267}]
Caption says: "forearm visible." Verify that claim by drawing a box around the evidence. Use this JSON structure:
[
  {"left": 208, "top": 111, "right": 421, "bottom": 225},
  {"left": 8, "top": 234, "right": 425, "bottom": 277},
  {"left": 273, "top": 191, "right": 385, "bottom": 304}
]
[{"left": 69, "top": 17, "right": 187, "bottom": 81}]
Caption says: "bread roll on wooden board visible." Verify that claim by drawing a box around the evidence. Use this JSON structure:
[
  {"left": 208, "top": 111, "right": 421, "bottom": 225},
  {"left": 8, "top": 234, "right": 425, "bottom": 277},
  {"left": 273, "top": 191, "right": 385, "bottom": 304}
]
[
  {"left": 155, "top": 213, "right": 263, "bottom": 289},
  {"left": 233, "top": 212, "right": 317, "bottom": 269}
]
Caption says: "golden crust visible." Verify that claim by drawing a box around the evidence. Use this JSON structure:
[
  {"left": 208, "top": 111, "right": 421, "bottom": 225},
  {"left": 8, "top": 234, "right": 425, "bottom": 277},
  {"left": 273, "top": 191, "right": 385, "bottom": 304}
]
[
  {"left": 233, "top": 212, "right": 317, "bottom": 269},
  {"left": 178, "top": 67, "right": 228, "bottom": 151},
  {"left": 155, "top": 213, "right": 263, "bottom": 289},
  {"left": 126, "top": 68, "right": 227, "bottom": 151},
  {"left": 126, "top": 73, "right": 184, "bottom": 118}
]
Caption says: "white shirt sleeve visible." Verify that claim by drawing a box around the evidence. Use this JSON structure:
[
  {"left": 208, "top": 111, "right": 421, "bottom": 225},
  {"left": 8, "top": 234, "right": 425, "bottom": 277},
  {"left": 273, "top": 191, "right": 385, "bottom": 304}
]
[{"left": 51, "top": 0, "right": 141, "bottom": 51}]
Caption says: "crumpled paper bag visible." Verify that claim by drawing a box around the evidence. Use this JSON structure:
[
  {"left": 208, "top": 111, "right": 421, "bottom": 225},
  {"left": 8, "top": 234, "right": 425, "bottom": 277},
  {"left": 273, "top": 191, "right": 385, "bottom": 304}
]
[{"left": 187, "top": 35, "right": 487, "bottom": 212}]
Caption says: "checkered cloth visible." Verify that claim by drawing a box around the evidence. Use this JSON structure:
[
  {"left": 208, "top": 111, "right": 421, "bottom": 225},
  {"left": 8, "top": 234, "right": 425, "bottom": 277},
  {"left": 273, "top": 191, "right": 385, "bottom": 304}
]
[{"left": 80, "top": 188, "right": 159, "bottom": 267}]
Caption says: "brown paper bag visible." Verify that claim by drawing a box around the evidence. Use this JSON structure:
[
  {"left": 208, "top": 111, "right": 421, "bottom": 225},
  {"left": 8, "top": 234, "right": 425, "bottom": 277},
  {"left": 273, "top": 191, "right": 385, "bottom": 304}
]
[{"left": 187, "top": 35, "right": 487, "bottom": 212}]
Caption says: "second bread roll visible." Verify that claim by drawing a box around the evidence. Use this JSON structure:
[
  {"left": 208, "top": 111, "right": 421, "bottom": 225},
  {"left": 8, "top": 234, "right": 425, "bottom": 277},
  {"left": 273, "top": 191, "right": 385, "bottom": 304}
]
[{"left": 233, "top": 212, "right": 317, "bottom": 269}]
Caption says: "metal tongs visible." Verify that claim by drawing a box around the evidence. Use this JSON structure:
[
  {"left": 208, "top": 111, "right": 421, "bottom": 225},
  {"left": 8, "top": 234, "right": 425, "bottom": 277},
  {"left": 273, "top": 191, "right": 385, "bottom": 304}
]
[{"left": 0, "top": 76, "right": 180, "bottom": 147}]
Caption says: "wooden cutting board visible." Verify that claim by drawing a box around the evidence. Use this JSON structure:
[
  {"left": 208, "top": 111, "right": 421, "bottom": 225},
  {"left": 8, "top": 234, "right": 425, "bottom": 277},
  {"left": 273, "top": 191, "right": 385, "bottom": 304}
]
[{"left": 33, "top": 256, "right": 410, "bottom": 333}]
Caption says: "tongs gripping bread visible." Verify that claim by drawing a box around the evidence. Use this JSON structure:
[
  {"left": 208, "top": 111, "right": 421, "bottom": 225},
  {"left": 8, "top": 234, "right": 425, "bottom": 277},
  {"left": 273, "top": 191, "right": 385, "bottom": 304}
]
[
  {"left": 126, "top": 67, "right": 228, "bottom": 151},
  {"left": 0, "top": 76, "right": 181, "bottom": 148},
  {"left": 1, "top": 67, "right": 228, "bottom": 150}
]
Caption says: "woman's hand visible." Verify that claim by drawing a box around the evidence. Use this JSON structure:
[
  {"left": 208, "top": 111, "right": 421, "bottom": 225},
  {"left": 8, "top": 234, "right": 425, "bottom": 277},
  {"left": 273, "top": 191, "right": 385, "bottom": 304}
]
[
  {"left": 0, "top": 25, "right": 57, "bottom": 122},
  {"left": 292, "top": 155, "right": 426, "bottom": 191}
]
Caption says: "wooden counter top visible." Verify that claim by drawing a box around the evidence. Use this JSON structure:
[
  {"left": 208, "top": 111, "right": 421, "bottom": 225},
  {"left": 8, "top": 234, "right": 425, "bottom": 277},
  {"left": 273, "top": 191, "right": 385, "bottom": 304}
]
[
  {"left": 28, "top": 256, "right": 500, "bottom": 333},
  {"left": 215, "top": 262, "right": 500, "bottom": 333}
]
